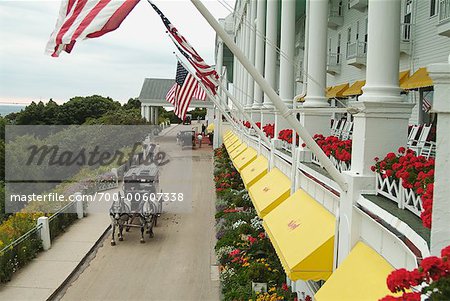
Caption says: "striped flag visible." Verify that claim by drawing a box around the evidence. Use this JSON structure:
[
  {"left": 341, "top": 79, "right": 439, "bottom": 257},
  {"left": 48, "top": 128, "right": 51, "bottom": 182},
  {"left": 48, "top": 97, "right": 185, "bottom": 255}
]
[
  {"left": 166, "top": 62, "right": 198, "bottom": 120},
  {"left": 149, "top": 1, "right": 219, "bottom": 95},
  {"left": 193, "top": 86, "right": 207, "bottom": 100},
  {"left": 422, "top": 91, "right": 433, "bottom": 113},
  {"left": 46, "top": 0, "right": 139, "bottom": 57}
]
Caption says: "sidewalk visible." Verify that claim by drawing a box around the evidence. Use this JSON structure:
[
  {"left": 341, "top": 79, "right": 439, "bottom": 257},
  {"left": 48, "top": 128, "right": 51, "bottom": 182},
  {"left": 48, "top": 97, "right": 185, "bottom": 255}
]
[{"left": 0, "top": 211, "right": 110, "bottom": 301}]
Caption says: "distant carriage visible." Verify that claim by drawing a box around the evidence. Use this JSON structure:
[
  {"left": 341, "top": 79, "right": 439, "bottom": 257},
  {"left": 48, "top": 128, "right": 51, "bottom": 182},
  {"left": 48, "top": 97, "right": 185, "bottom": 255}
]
[
  {"left": 109, "top": 164, "right": 163, "bottom": 245},
  {"left": 179, "top": 130, "right": 196, "bottom": 149}
]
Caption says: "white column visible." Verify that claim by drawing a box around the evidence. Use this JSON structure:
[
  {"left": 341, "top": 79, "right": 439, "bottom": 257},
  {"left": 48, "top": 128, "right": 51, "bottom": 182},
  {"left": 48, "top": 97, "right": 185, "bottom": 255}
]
[
  {"left": 141, "top": 104, "right": 145, "bottom": 119},
  {"left": 279, "top": 0, "right": 296, "bottom": 105},
  {"left": 253, "top": 0, "right": 266, "bottom": 108},
  {"left": 337, "top": 0, "right": 413, "bottom": 264},
  {"left": 352, "top": 0, "right": 406, "bottom": 175},
  {"left": 244, "top": 6, "right": 252, "bottom": 109},
  {"left": 428, "top": 58, "right": 450, "bottom": 255},
  {"left": 242, "top": 10, "right": 250, "bottom": 109},
  {"left": 146, "top": 106, "right": 151, "bottom": 123},
  {"left": 238, "top": 27, "right": 244, "bottom": 107},
  {"left": 359, "top": 0, "right": 402, "bottom": 103},
  {"left": 303, "top": 0, "right": 328, "bottom": 107},
  {"left": 154, "top": 107, "right": 159, "bottom": 125},
  {"left": 247, "top": 0, "right": 257, "bottom": 110},
  {"left": 276, "top": 0, "right": 296, "bottom": 133},
  {"left": 263, "top": 0, "right": 278, "bottom": 108},
  {"left": 214, "top": 40, "right": 224, "bottom": 149}
]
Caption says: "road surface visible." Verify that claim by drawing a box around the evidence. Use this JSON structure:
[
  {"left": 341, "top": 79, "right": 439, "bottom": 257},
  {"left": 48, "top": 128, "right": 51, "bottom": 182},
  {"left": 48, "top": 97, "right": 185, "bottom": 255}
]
[{"left": 61, "top": 124, "right": 220, "bottom": 301}]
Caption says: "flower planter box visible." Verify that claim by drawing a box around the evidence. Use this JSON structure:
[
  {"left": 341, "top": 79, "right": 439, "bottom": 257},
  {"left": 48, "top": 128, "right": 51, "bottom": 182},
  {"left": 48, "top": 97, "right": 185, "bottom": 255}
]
[
  {"left": 375, "top": 172, "right": 423, "bottom": 217},
  {"left": 310, "top": 153, "right": 351, "bottom": 173}
]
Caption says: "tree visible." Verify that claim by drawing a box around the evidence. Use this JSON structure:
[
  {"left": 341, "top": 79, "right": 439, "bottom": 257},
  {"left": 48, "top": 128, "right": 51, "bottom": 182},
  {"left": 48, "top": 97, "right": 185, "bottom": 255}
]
[{"left": 123, "top": 98, "right": 141, "bottom": 110}]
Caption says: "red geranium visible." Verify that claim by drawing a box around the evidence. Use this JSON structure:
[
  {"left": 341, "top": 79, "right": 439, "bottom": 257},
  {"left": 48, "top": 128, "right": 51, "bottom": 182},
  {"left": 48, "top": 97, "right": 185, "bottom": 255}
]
[
  {"left": 262, "top": 123, "right": 275, "bottom": 138},
  {"left": 372, "top": 147, "right": 435, "bottom": 228},
  {"left": 381, "top": 245, "right": 450, "bottom": 300}
]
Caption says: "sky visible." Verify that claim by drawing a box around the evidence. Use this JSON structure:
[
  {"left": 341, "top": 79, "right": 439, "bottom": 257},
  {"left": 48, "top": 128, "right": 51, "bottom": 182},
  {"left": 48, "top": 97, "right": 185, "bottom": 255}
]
[{"left": 0, "top": 0, "right": 234, "bottom": 105}]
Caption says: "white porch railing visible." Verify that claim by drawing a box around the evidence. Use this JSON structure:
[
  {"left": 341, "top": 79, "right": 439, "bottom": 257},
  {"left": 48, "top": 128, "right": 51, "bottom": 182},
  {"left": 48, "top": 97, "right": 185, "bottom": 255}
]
[
  {"left": 346, "top": 41, "right": 367, "bottom": 60},
  {"left": 375, "top": 173, "right": 423, "bottom": 217},
  {"left": 439, "top": 0, "right": 450, "bottom": 24},
  {"left": 311, "top": 152, "right": 351, "bottom": 173}
]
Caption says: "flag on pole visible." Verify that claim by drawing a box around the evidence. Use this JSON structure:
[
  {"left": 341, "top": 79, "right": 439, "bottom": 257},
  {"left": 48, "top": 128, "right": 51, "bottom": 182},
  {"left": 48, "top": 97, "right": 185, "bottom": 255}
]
[
  {"left": 166, "top": 62, "right": 198, "bottom": 120},
  {"left": 46, "top": 0, "right": 140, "bottom": 57},
  {"left": 149, "top": 1, "right": 219, "bottom": 95}
]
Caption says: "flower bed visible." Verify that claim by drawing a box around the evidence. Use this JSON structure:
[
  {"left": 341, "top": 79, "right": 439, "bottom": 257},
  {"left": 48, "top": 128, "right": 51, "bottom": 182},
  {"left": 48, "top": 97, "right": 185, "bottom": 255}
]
[
  {"left": 380, "top": 245, "right": 450, "bottom": 301},
  {"left": 214, "top": 145, "right": 302, "bottom": 301},
  {"left": 371, "top": 147, "right": 434, "bottom": 228}
]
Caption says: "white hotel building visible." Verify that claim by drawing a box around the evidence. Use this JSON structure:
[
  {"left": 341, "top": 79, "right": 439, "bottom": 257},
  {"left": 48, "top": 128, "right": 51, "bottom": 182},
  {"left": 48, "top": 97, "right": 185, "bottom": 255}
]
[{"left": 214, "top": 0, "right": 450, "bottom": 299}]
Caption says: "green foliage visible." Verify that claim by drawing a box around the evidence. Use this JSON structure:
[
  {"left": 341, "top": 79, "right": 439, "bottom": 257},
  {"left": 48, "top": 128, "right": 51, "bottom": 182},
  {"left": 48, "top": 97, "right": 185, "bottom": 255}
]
[
  {"left": 123, "top": 98, "right": 141, "bottom": 110},
  {"left": 84, "top": 107, "right": 146, "bottom": 125},
  {"left": 213, "top": 145, "right": 297, "bottom": 301},
  {"left": 9, "top": 95, "right": 126, "bottom": 125},
  {"left": 159, "top": 107, "right": 181, "bottom": 124}
]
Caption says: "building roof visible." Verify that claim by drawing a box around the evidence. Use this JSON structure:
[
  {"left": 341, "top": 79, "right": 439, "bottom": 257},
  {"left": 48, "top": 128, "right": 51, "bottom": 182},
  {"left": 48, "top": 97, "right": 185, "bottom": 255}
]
[
  {"left": 138, "top": 78, "right": 213, "bottom": 108},
  {"left": 138, "top": 78, "right": 175, "bottom": 101}
]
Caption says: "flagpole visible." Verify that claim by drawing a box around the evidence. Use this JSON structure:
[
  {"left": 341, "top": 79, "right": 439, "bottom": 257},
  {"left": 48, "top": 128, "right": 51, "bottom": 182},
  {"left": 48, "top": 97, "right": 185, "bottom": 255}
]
[{"left": 190, "top": 0, "right": 348, "bottom": 191}]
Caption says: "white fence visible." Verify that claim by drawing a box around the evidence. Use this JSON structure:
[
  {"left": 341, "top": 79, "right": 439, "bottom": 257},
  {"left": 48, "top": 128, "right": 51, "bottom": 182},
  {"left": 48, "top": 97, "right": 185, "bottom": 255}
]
[{"left": 375, "top": 172, "right": 423, "bottom": 217}]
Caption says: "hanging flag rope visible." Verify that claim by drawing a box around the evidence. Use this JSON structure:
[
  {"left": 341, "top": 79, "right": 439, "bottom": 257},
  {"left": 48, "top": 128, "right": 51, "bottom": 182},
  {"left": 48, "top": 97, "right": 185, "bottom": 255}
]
[{"left": 148, "top": 0, "right": 219, "bottom": 95}]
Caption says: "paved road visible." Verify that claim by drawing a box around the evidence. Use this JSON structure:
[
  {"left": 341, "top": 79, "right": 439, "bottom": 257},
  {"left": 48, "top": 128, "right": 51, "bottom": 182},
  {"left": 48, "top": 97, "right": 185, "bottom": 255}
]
[{"left": 61, "top": 124, "right": 220, "bottom": 301}]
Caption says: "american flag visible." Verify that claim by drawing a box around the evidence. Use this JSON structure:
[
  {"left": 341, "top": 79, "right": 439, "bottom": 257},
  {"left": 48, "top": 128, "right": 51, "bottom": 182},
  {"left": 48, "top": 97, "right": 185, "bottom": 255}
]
[
  {"left": 149, "top": 1, "right": 219, "bottom": 95},
  {"left": 166, "top": 62, "right": 198, "bottom": 120},
  {"left": 46, "top": 0, "right": 139, "bottom": 57},
  {"left": 422, "top": 91, "right": 433, "bottom": 113}
]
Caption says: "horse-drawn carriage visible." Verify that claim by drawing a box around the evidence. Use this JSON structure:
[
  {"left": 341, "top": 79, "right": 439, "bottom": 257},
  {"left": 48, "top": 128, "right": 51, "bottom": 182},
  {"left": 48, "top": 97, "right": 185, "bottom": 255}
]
[
  {"left": 109, "top": 164, "right": 163, "bottom": 245},
  {"left": 178, "top": 130, "right": 196, "bottom": 149}
]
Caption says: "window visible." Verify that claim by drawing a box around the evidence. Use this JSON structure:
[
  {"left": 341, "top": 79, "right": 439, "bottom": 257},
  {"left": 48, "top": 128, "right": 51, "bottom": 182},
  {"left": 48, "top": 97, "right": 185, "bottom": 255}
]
[
  {"left": 347, "top": 27, "right": 352, "bottom": 44},
  {"left": 430, "top": 0, "right": 437, "bottom": 17},
  {"left": 337, "top": 33, "right": 341, "bottom": 63},
  {"left": 364, "top": 18, "right": 368, "bottom": 53},
  {"left": 356, "top": 21, "right": 360, "bottom": 41},
  {"left": 403, "top": 0, "right": 412, "bottom": 40},
  {"left": 338, "top": 1, "right": 343, "bottom": 16}
]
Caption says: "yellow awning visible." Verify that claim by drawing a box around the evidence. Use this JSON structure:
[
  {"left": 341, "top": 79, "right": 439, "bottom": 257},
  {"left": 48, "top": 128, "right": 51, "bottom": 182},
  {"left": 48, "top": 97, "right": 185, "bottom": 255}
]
[
  {"left": 326, "top": 83, "right": 349, "bottom": 98},
  {"left": 241, "top": 155, "right": 268, "bottom": 188},
  {"left": 206, "top": 123, "right": 214, "bottom": 133},
  {"left": 399, "top": 70, "right": 410, "bottom": 86},
  {"left": 248, "top": 168, "right": 291, "bottom": 217},
  {"left": 233, "top": 147, "right": 257, "bottom": 172},
  {"left": 224, "top": 130, "right": 234, "bottom": 140},
  {"left": 229, "top": 143, "right": 248, "bottom": 159},
  {"left": 227, "top": 141, "right": 242, "bottom": 153},
  {"left": 225, "top": 137, "right": 240, "bottom": 150},
  {"left": 315, "top": 242, "right": 395, "bottom": 301},
  {"left": 224, "top": 130, "right": 232, "bottom": 137},
  {"left": 263, "top": 189, "right": 335, "bottom": 281},
  {"left": 400, "top": 67, "right": 433, "bottom": 90},
  {"left": 342, "top": 80, "right": 366, "bottom": 97},
  {"left": 224, "top": 135, "right": 238, "bottom": 148}
]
